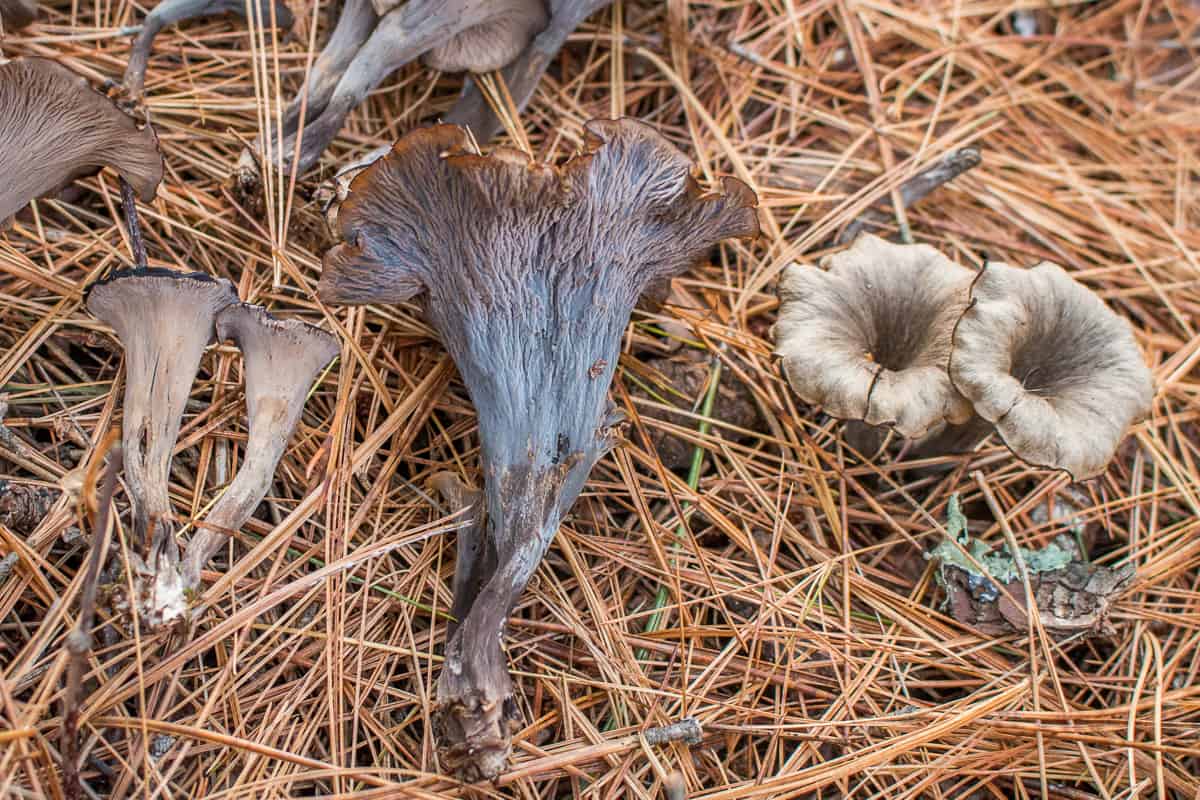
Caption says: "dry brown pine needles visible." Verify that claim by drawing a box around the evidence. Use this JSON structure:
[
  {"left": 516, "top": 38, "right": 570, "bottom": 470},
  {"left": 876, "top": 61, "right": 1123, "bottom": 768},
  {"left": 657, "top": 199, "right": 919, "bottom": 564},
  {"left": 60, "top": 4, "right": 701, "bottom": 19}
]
[{"left": 0, "top": 0, "right": 1198, "bottom": 797}]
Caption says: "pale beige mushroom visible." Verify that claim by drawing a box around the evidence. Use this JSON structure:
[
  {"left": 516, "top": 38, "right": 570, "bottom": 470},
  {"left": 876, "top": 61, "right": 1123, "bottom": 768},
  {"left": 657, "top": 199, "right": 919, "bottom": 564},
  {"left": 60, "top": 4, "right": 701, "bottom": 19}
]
[
  {"left": 949, "top": 260, "right": 1154, "bottom": 480},
  {"left": 774, "top": 234, "right": 974, "bottom": 438}
]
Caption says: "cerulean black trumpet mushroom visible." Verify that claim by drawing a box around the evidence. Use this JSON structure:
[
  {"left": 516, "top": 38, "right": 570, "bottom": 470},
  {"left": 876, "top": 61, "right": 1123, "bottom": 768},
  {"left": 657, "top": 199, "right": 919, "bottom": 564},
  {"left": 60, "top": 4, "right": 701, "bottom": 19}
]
[{"left": 318, "top": 118, "right": 758, "bottom": 779}]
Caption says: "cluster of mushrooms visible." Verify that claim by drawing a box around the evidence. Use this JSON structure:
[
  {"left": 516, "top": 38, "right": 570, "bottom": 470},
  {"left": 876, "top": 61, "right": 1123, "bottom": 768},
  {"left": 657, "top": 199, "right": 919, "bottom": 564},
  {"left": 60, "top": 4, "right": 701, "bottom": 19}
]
[
  {"left": 0, "top": 0, "right": 1159, "bottom": 785},
  {"left": 87, "top": 273, "right": 337, "bottom": 626},
  {"left": 774, "top": 234, "right": 1155, "bottom": 481}
]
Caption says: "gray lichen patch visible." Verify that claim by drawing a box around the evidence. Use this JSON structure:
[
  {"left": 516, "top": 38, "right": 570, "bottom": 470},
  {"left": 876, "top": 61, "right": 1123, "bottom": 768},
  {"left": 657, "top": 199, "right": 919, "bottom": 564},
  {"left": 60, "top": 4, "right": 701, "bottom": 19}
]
[{"left": 928, "top": 495, "right": 1134, "bottom": 638}]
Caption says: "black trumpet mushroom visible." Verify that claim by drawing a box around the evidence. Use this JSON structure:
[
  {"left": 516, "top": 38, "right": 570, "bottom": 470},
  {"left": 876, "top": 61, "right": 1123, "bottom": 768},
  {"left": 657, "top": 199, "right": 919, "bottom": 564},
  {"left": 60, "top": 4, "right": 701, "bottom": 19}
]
[{"left": 318, "top": 118, "right": 758, "bottom": 779}]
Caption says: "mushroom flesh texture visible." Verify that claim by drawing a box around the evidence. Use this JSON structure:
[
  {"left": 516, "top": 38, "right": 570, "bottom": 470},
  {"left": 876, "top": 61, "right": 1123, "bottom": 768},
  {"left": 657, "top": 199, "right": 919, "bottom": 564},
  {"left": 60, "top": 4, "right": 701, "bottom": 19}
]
[
  {"left": 238, "top": 0, "right": 547, "bottom": 185},
  {"left": 182, "top": 302, "right": 338, "bottom": 589},
  {"left": 0, "top": 0, "right": 37, "bottom": 29},
  {"left": 121, "top": 0, "right": 295, "bottom": 100},
  {"left": 949, "top": 260, "right": 1154, "bottom": 480},
  {"left": 318, "top": 119, "right": 758, "bottom": 779},
  {"left": 86, "top": 269, "right": 239, "bottom": 626},
  {"left": 445, "top": 0, "right": 612, "bottom": 144},
  {"left": 774, "top": 234, "right": 974, "bottom": 439},
  {"left": 0, "top": 57, "right": 163, "bottom": 228}
]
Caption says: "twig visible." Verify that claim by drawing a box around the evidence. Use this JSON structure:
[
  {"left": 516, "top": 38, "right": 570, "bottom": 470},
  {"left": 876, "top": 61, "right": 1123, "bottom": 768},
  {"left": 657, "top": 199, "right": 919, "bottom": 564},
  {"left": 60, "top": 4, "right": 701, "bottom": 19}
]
[
  {"left": 839, "top": 147, "right": 982, "bottom": 244},
  {"left": 61, "top": 433, "right": 122, "bottom": 800},
  {"left": 118, "top": 178, "right": 148, "bottom": 270}
]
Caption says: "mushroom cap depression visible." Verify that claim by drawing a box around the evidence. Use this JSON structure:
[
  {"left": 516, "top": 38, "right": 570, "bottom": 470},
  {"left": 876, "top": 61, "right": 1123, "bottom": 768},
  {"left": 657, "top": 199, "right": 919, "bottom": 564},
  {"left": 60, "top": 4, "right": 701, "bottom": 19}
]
[
  {"left": 0, "top": 58, "right": 163, "bottom": 227},
  {"left": 421, "top": 0, "right": 548, "bottom": 72},
  {"left": 0, "top": 0, "right": 37, "bottom": 29},
  {"left": 949, "top": 261, "right": 1154, "bottom": 480},
  {"left": 774, "top": 234, "right": 974, "bottom": 438}
]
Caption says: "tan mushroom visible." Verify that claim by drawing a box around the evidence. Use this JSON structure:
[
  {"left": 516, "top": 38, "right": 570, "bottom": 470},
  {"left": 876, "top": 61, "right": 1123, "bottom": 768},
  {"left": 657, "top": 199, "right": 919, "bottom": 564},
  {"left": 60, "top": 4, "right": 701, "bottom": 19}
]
[
  {"left": 0, "top": 58, "right": 162, "bottom": 228},
  {"left": 949, "top": 260, "right": 1154, "bottom": 480},
  {"left": 774, "top": 234, "right": 974, "bottom": 438}
]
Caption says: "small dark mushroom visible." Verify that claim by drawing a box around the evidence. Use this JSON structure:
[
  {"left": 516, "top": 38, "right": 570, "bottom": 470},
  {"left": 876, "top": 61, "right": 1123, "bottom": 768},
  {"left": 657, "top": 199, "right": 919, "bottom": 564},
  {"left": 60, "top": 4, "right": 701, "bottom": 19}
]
[
  {"left": 86, "top": 268, "right": 239, "bottom": 626},
  {"left": 0, "top": 58, "right": 163, "bottom": 228},
  {"left": 182, "top": 302, "right": 338, "bottom": 590},
  {"left": 319, "top": 118, "right": 757, "bottom": 779},
  {"left": 0, "top": 0, "right": 37, "bottom": 29},
  {"left": 121, "top": 0, "right": 295, "bottom": 100},
  {"left": 237, "top": 0, "right": 548, "bottom": 186},
  {"left": 445, "top": 0, "right": 612, "bottom": 143}
]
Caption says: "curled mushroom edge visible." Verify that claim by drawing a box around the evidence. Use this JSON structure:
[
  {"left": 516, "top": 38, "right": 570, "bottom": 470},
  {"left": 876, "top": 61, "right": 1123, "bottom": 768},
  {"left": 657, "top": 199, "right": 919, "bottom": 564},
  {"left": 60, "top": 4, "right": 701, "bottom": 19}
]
[
  {"left": 773, "top": 233, "right": 974, "bottom": 439},
  {"left": 949, "top": 259, "right": 1155, "bottom": 481},
  {"left": 318, "top": 117, "right": 758, "bottom": 780}
]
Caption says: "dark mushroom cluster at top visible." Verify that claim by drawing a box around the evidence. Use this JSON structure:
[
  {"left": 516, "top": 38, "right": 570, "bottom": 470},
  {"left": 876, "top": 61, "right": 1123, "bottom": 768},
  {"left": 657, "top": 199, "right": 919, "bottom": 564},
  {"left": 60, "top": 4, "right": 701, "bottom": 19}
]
[
  {"left": 235, "top": 0, "right": 613, "bottom": 187},
  {"left": 773, "top": 233, "right": 1155, "bottom": 481}
]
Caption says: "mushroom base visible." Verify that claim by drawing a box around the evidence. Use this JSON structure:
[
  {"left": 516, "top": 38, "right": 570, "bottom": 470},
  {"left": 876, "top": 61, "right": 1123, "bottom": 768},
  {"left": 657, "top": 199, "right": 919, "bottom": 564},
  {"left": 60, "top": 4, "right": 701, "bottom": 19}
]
[{"left": 433, "top": 681, "right": 521, "bottom": 782}]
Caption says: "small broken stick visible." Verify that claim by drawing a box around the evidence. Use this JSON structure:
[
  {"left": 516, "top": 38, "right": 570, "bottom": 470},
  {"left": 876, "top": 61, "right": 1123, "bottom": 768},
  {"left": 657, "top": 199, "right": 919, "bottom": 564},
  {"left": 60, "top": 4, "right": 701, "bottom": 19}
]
[
  {"left": 928, "top": 496, "right": 1134, "bottom": 638},
  {"left": 837, "top": 147, "right": 981, "bottom": 245}
]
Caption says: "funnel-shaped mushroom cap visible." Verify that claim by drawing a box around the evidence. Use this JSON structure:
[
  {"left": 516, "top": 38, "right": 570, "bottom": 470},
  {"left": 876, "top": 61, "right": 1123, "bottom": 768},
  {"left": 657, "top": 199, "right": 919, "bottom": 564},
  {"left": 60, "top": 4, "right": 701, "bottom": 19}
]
[
  {"left": 949, "top": 261, "right": 1154, "bottom": 480},
  {"left": 0, "top": 58, "right": 163, "bottom": 227},
  {"left": 182, "top": 303, "right": 338, "bottom": 586},
  {"left": 774, "top": 234, "right": 974, "bottom": 438},
  {"left": 1, "top": 0, "right": 37, "bottom": 28},
  {"left": 421, "top": 0, "right": 548, "bottom": 72},
  {"left": 86, "top": 269, "right": 238, "bottom": 542},
  {"left": 320, "top": 118, "right": 756, "bottom": 780}
]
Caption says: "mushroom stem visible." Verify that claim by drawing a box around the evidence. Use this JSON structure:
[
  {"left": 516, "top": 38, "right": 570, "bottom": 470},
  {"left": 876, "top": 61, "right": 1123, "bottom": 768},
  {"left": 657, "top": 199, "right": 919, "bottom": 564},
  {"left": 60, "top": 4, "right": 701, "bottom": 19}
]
[
  {"left": 279, "top": 1, "right": 484, "bottom": 176},
  {"left": 181, "top": 303, "right": 337, "bottom": 591},
  {"left": 319, "top": 120, "right": 757, "bottom": 779},
  {"left": 121, "top": 0, "right": 294, "bottom": 99},
  {"left": 430, "top": 472, "right": 493, "bottom": 638},
  {"left": 118, "top": 177, "right": 148, "bottom": 270},
  {"left": 445, "top": 0, "right": 611, "bottom": 142}
]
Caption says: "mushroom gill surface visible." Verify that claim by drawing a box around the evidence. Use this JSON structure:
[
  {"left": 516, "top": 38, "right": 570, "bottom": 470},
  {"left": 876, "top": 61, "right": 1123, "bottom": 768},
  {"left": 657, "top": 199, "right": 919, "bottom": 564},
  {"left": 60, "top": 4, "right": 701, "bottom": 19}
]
[
  {"left": 774, "top": 234, "right": 974, "bottom": 438},
  {"left": 318, "top": 118, "right": 758, "bottom": 780},
  {"left": 949, "top": 260, "right": 1154, "bottom": 480},
  {"left": 0, "top": 58, "right": 163, "bottom": 227}
]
